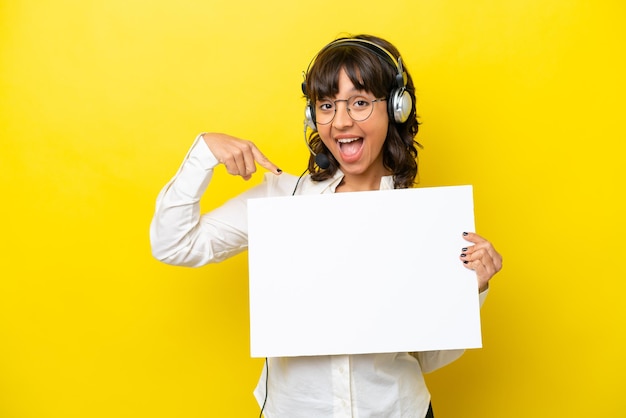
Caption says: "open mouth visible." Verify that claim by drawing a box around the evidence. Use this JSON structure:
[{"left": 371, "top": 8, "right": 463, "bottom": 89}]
[{"left": 337, "top": 137, "right": 364, "bottom": 159}]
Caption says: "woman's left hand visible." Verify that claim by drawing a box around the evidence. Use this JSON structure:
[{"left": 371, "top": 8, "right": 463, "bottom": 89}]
[{"left": 459, "top": 232, "right": 502, "bottom": 292}]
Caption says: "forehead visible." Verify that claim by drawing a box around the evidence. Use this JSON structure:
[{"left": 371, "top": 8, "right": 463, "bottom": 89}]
[
  {"left": 317, "top": 69, "right": 369, "bottom": 99},
  {"left": 312, "top": 65, "right": 377, "bottom": 101}
]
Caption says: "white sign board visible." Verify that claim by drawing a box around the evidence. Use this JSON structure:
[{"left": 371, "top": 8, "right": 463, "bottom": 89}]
[{"left": 248, "top": 185, "right": 481, "bottom": 358}]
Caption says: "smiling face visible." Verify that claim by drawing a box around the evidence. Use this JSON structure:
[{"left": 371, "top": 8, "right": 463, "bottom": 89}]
[{"left": 316, "top": 68, "right": 391, "bottom": 191}]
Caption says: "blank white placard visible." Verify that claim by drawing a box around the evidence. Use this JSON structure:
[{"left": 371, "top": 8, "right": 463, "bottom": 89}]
[{"left": 247, "top": 185, "right": 481, "bottom": 358}]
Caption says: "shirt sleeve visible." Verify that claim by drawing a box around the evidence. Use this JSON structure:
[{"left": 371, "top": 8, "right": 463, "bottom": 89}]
[
  {"left": 411, "top": 288, "right": 490, "bottom": 373},
  {"left": 149, "top": 134, "right": 249, "bottom": 267}
]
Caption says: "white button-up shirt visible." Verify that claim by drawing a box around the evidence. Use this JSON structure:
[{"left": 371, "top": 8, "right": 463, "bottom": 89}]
[{"left": 150, "top": 135, "right": 488, "bottom": 418}]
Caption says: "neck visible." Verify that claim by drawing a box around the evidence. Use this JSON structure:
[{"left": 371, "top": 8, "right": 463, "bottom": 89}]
[{"left": 336, "top": 171, "right": 391, "bottom": 192}]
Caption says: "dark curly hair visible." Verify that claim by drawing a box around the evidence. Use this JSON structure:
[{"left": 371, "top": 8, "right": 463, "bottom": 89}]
[{"left": 303, "top": 34, "right": 422, "bottom": 189}]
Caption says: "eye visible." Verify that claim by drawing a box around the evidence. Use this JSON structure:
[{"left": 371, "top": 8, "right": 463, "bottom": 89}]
[
  {"left": 351, "top": 98, "right": 371, "bottom": 109},
  {"left": 317, "top": 101, "right": 334, "bottom": 112}
]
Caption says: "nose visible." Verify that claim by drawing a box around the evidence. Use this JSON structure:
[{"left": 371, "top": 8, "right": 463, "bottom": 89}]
[{"left": 332, "top": 101, "right": 353, "bottom": 128}]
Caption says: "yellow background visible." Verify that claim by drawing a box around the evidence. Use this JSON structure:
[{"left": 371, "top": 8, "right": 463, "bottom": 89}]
[{"left": 1, "top": 0, "right": 624, "bottom": 417}]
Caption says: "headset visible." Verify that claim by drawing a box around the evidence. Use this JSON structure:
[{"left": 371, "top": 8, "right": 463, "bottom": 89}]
[{"left": 301, "top": 37, "right": 413, "bottom": 132}]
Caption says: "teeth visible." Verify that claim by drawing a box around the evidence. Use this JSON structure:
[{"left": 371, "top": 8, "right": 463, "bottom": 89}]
[{"left": 337, "top": 137, "right": 360, "bottom": 143}]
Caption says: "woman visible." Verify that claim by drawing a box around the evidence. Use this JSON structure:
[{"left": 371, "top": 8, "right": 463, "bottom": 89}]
[{"left": 150, "top": 34, "right": 502, "bottom": 418}]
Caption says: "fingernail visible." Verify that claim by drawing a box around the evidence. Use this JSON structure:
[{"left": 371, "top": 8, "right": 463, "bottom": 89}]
[
  {"left": 463, "top": 260, "right": 469, "bottom": 264},
  {"left": 276, "top": 168, "right": 282, "bottom": 173},
  {"left": 463, "top": 232, "right": 469, "bottom": 236},
  {"left": 462, "top": 247, "right": 468, "bottom": 252},
  {"left": 460, "top": 253, "right": 466, "bottom": 258}
]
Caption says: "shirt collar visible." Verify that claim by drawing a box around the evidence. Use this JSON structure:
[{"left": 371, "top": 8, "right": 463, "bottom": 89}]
[{"left": 305, "top": 169, "right": 395, "bottom": 193}]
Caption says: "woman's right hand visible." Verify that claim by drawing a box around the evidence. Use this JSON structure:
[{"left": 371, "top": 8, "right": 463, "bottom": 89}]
[{"left": 202, "top": 133, "right": 282, "bottom": 181}]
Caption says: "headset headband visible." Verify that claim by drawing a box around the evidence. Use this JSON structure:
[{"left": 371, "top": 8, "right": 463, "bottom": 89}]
[{"left": 302, "top": 38, "right": 407, "bottom": 94}]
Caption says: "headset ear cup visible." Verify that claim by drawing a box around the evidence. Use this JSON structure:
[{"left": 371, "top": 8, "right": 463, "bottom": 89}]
[
  {"left": 305, "top": 103, "right": 317, "bottom": 132},
  {"left": 389, "top": 88, "right": 413, "bottom": 123}
]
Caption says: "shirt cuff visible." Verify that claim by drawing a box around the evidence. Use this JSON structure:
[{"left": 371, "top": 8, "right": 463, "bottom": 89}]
[
  {"left": 190, "top": 133, "right": 219, "bottom": 169},
  {"left": 171, "top": 134, "right": 219, "bottom": 199},
  {"left": 478, "top": 287, "right": 489, "bottom": 307}
]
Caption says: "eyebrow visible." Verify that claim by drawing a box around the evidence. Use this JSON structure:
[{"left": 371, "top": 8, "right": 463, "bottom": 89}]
[{"left": 319, "top": 90, "right": 371, "bottom": 100}]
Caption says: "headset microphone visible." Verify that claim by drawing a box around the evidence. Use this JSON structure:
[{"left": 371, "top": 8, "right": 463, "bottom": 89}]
[
  {"left": 314, "top": 152, "right": 330, "bottom": 170},
  {"left": 303, "top": 122, "right": 331, "bottom": 169}
]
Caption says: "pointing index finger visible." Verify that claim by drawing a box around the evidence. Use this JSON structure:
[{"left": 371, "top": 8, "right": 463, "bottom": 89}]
[{"left": 251, "top": 146, "right": 282, "bottom": 175}]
